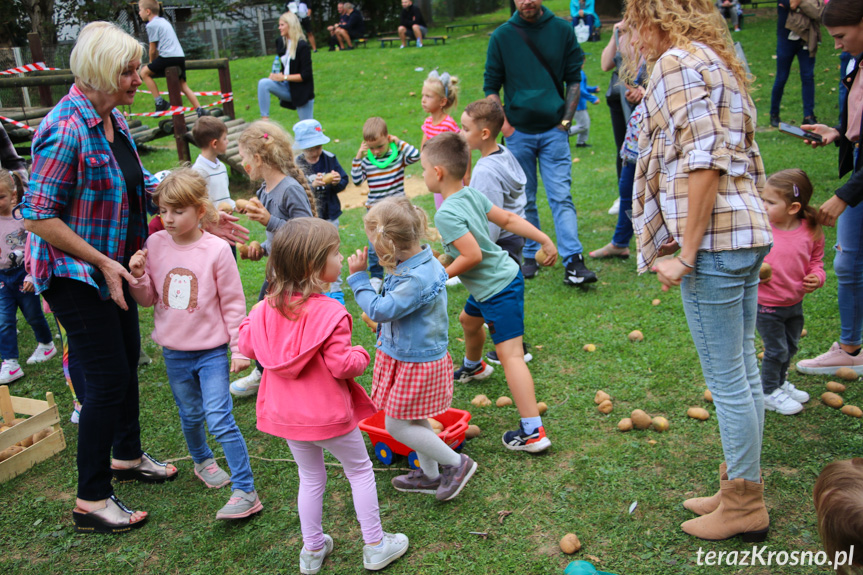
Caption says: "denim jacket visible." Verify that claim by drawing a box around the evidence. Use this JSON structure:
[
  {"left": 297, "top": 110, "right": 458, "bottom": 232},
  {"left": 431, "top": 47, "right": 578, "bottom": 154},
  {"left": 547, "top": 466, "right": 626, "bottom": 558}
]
[{"left": 347, "top": 244, "right": 448, "bottom": 362}]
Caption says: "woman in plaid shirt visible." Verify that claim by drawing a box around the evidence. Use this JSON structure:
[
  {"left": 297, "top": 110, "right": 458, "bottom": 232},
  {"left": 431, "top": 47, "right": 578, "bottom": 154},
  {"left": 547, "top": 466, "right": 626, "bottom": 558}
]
[{"left": 625, "top": 0, "right": 773, "bottom": 543}]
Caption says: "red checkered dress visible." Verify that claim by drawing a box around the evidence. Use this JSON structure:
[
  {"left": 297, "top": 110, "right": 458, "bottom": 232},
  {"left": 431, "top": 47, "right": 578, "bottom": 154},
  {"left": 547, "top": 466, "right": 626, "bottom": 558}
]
[{"left": 372, "top": 349, "right": 454, "bottom": 419}]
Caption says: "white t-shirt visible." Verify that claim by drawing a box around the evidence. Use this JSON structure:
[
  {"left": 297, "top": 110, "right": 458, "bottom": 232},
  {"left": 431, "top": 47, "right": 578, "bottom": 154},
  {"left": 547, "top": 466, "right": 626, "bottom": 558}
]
[
  {"left": 146, "top": 16, "right": 184, "bottom": 58},
  {"left": 288, "top": 2, "right": 309, "bottom": 18},
  {"left": 193, "top": 155, "right": 232, "bottom": 207}
]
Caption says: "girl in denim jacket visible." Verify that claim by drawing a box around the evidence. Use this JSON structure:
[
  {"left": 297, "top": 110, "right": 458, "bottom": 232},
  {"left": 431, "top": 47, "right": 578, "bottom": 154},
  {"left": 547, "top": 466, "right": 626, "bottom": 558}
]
[{"left": 347, "top": 197, "right": 478, "bottom": 502}]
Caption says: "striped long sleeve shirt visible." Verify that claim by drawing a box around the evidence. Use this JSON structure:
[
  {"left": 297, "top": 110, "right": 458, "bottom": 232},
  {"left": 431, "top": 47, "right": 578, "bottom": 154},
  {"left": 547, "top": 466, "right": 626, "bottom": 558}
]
[{"left": 351, "top": 139, "right": 419, "bottom": 205}]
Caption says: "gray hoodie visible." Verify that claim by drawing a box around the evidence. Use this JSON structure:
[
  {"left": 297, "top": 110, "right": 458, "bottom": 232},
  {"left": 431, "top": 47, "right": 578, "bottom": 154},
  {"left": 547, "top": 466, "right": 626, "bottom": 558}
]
[{"left": 470, "top": 145, "right": 527, "bottom": 242}]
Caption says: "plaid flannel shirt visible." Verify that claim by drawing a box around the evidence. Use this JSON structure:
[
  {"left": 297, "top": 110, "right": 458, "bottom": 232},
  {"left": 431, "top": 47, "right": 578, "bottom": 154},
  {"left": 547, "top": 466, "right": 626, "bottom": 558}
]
[
  {"left": 21, "top": 84, "right": 157, "bottom": 300},
  {"left": 633, "top": 43, "right": 772, "bottom": 273}
]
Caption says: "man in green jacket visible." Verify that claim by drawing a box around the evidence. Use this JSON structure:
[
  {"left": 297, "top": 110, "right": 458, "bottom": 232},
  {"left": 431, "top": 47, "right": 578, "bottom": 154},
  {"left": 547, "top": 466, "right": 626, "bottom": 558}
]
[{"left": 484, "top": 0, "right": 597, "bottom": 288}]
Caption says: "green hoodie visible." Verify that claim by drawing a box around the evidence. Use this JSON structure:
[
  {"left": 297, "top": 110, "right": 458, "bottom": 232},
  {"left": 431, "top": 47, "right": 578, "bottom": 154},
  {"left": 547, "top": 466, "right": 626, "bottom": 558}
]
[{"left": 484, "top": 7, "right": 584, "bottom": 134}]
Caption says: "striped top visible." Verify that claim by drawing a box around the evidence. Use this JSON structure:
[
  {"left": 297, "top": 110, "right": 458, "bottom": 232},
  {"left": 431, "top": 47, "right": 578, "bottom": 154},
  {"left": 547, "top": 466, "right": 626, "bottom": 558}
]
[
  {"left": 421, "top": 115, "right": 459, "bottom": 140},
  {"left": 351, "top": 139, "right": 420, "bottom": 205}
]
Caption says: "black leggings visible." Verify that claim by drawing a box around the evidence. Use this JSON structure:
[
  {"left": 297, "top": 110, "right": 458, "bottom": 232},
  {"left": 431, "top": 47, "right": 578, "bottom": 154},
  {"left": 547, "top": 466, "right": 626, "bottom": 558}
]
[{"left": 43, "top": 278, "right": 142, "bottom": 501}]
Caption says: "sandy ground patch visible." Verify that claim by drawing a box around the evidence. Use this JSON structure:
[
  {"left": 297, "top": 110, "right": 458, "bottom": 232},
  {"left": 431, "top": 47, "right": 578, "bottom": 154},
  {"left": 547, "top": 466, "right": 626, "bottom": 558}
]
[{"left": 339, "top": 175, "right": 430, "bottom": 210}]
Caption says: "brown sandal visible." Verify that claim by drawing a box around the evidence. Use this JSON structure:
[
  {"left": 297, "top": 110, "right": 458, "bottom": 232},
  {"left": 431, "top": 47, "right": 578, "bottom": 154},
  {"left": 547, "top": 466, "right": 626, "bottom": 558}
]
[
  {"left": 72, "top": 495, "right": 148, "bottom": 534},
  {"left": 588, "top": 243, "right": 630, "bottom": 259},
  {"left": 112, "top": 452, "right": 178, "bottom": 484}
]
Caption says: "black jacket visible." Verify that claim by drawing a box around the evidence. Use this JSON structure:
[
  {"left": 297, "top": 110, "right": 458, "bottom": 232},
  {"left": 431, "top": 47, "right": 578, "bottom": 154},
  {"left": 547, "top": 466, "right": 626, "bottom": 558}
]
[
  {"left": 275, "top": 37, "right": 314, "bottom": 109},
  {"left": 835, "top": 53, "right": 863, "bottom": 208}
]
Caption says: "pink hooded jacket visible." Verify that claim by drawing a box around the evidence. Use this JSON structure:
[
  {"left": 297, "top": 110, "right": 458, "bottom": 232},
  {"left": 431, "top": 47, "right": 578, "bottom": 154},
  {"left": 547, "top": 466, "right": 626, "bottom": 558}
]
[{"left": 238, "top": 293, "right": 376, "bottom": 441}]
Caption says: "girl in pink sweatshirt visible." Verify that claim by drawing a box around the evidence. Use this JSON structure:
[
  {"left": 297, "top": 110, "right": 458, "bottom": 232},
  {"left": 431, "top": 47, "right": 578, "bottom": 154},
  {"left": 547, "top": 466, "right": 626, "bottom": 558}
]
[
  {"left": 756, "top": 169, "right": 826, "bottom": 416},
  {"left": 129, "top": 168, "right": 262, "bottom": 521},
  {"left": 238, "top": 218, "right": 408, "bottom": 574}
]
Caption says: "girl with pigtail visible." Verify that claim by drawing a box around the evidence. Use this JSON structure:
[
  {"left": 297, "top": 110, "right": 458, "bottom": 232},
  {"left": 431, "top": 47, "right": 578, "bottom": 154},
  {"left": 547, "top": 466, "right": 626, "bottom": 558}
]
[
  {"left": 347, "top": 197, "right": 478, "bottom": 502},
  {"left": 420, "top": 70, "right": 470, "bottom": 208},
  {"left": 230, "top": 119, "right": 317, "bottom": 398}
]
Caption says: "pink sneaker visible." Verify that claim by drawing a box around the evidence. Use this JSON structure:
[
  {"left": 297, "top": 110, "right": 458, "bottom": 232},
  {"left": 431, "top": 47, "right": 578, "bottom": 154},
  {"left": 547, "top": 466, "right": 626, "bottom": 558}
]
[{"left": 796, "top": 342, "right": 863, "bottom": 375}]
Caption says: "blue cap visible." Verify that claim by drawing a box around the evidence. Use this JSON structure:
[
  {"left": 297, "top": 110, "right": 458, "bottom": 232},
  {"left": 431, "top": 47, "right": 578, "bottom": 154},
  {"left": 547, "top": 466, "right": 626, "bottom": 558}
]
[{"left": 293, "top": 119, "right": 330, "bottom": 149}]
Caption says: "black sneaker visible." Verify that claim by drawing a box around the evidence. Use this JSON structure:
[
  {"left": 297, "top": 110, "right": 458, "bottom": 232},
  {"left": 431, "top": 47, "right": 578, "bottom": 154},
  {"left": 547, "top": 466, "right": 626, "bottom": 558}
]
[
  {"left": 575, "top": 143, "right": 591, "bottom": 148},
  {"left": 563, "top": 254, "right": 597, "bottom": 287},
  {"left": 154, "top": 98, "right": 170, "bottom": 112},
  {"left": 502, "top": 424, "right": 551, "bottom": 453},
  {"left": 802, "top": 115, "right": 818, "bottom": 126},
  {"left": 196, "top": 107, "right": 208, "bottom": 117},
  {"left": 522, "top": 257, "right": 539, "bottom": 279},
  {"left": 770, "top": 114, "right": 780, "bottom": 128},
  {"left": 453, "top": 361, "right": 493, "bottom": 383},
  {"left": 486, "top": 343, "right": 533, "bottom": 365}
]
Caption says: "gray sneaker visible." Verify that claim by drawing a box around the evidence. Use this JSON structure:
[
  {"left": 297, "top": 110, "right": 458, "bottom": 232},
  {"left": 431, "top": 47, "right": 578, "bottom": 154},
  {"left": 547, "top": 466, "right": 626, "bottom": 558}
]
[
  {"left": 391, "top": 469, "right": 441, "bottom": 494},
  {"left": 363, "top": 532, "right": 409, "bottom": 570},
  {"left": 194, "top": 458, "right": 231, "bottom": 489},
  {"left": 435, "top": 454, "right": 478, "bottom": 501},
  {"left": 300, "top": 534, "right": 334, "bottom": 575},
  {"left": 216, "top": 489, "right": 263, "bottom": 520}
]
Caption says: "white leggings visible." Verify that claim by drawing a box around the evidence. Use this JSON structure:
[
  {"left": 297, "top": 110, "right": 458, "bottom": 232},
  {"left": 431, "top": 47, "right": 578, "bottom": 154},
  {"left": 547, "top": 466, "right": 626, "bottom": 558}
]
[{"left": 385, "top": 415, "right": 461, "bottom": 479}]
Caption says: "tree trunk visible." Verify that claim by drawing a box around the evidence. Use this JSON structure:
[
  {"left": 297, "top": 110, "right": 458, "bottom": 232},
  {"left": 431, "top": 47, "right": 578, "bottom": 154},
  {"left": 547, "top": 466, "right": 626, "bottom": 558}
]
[{"left": 25, "top": 0, "right": 57, "bottom": 45}]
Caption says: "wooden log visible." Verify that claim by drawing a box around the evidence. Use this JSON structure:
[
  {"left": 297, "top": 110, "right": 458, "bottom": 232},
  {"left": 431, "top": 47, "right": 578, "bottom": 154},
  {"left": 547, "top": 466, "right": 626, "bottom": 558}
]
[
  {"left": 131, "top": 127, "right": 167, "bottom": 145},
  {"left": 223, "top": 118, "right": 245, "bottom": 129},
  {"left": 0, "top": 107, "right": 54, "bottom": 122},
  {"left": 185, "top": 59, "right": 230, "bottom": 71},
  {"left": 0, "top": 74, "right": 75, "bottom": 90}
]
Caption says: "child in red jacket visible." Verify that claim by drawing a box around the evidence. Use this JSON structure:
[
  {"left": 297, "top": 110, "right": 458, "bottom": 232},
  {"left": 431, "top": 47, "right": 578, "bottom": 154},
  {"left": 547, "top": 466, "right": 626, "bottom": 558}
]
[{"left": 238, "top": 218, "right": 408, "bottom": 574}]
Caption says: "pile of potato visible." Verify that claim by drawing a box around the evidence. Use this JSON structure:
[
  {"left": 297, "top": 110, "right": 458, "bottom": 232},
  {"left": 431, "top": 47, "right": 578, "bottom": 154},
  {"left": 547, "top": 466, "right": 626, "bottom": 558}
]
[
  {"left": 594, "top": 390, "right": 613, "bottom": 414},
  {"left": 617, "top": 409, "right": 670, "bottom": 433},
  {"left": 0, "top": 418, "right": 53, "bottom": 462},
  {"left": 820, "top": 380, "right": 862, "bottom": 418}
]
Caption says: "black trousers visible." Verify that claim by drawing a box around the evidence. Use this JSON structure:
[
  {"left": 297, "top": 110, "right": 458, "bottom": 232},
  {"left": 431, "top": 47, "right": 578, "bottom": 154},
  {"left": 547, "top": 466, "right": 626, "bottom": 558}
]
[
  {"left": 43, "top": 278, "right": 142, "bottom": 501},
  {"left": 756, "top": 302, "right": 804, "bottom": 395}
]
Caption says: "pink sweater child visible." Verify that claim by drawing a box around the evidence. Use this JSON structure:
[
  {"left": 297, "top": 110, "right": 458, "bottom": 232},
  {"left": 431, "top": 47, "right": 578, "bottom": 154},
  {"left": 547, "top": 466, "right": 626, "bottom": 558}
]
[
  {"left": 758, "top": 221, "right": 825, "bottom": 308},
  {"left": 130, "top": 231, "right": 247, "bottom": 358}
]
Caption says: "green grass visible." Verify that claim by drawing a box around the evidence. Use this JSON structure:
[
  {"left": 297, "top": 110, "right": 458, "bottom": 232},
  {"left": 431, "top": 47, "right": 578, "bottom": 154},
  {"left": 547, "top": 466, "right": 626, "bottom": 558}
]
[{"left": 2, "top": 4, "right": 859, "bottom": 574}]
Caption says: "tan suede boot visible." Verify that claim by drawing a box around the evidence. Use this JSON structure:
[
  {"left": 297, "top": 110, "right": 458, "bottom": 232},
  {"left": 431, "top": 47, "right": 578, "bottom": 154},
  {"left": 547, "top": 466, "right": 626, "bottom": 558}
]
[
  {"left": 683, "top": 462, "right": 727, "bottom": 516},
  {"left": 681, "top": 477, "right": 769, "bottom": 542}
]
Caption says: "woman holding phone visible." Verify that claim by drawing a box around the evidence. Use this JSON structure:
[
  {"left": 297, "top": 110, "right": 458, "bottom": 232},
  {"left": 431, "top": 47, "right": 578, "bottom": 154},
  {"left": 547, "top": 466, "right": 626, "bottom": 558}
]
[{"left": 795, "top": 0, "right": 863, "bottom": 376}]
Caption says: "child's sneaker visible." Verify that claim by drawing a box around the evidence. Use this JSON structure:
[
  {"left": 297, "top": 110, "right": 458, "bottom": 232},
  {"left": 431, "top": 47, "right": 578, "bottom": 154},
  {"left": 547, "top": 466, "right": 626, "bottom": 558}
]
[
  {"left": 299, "top": 534, "right": 334, "bottom": 575},
  {"left": 445, "top": 275, "right": 462, "bottom": 287},
  {"left": 230, "top": 368, "right": 262, "bottom": 397},
  {"left": 486, "top": 343, "right": 533, "bottom": 365},
  {"left": 502, "top": 423, "right": 551, "bottom": 453},
  {"left": 391, "top": 469, "right": 441, "bottom": 494},
  {"left": 194, "top": 458, "right": 231, "bottom": 489},
  {"left": 436, "top": 454, "right": 477, "bottom": 501},
  {"left": 70, "top": 401, "right": 82, "bottom": 424},
  {"left": 764, "top": 388, "right": 803, "bottom": 415},
  {"left": 215, "top": 489, "right": 263, "bottom": 520},
  {"left": 779, "top": 380, "right": 810, "bottom": 403},
  {"left": 0, "top": 359, "right": 24, "bottom": 384},
  {"left": 363, "top": 532, "right": 409, "bottom": 571},
  {"left": 454, "top": 361, "right": 493, "bottom": 383},
  {"left": 26, "top": 342, "right": 57, "bottom": 364},
  {"left": 154, "top": 97, "right": 170, "bottom": 112},
  {"left": 138, "top": 347, "right": 153, "bottom": 366}
]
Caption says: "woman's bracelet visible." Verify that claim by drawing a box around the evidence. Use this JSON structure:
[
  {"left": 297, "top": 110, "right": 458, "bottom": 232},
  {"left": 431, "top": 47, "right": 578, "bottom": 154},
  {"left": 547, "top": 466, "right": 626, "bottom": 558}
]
[{"left": 677, "top": 256, "right": 695, "bottom": 269}]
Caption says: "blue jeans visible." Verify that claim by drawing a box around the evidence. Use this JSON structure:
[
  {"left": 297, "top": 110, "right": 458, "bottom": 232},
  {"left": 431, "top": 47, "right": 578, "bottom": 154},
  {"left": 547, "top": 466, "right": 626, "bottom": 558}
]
[
  {"left": 364, "top": 209, "right": 384, "bottom": 279},
  {"left": 611, "top": 161, "right": 635, "bottom": 248},
  {"left": 0, "top": 265, "right": 53, "bottom": 360},
  {"left": 163, "top": 344, "right": 255, "bottom": 493},
  {"left": 506, "top": 127, "right": 583, "bottom": 265},
  {"left": 770, "top": 35, "right": 815, "bottom": 119},
  {"left": 836, "top": 202, "right": 863, "bottom": 346},
  {"left": 680, "top": 247, "right": 769, "bottom": 483},
  {"left": 257, "top": 78, "right": 314, "bottom": 120}
]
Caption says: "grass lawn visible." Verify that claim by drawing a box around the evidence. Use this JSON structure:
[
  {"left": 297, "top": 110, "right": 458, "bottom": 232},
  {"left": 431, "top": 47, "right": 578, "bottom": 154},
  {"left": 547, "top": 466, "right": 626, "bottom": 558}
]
[{"left": 2, "top": 2, "right": 859, "bottom": 574}]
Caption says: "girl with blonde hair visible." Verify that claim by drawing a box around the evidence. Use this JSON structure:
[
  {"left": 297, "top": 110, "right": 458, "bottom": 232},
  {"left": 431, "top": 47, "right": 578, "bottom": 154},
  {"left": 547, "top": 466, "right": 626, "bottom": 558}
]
[
  {"left": 625, "top": 0, "right": 773, "bottom": 542},
  {"left": 258, "top": 11, "right": 315, "bottom": 120}
]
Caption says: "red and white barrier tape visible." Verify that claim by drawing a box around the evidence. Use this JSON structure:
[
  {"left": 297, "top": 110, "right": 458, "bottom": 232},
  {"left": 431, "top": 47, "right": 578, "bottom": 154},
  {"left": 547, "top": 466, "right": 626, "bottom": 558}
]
[
  {"left": 0, "top": 62, "right": 61, "bottom": 76},
  {"left": 123, "top": 94, "right": 233, "bottom": 117},
  {"left": 0, "top": 115, "right": 36, "bottom": 132},
  {"left": 136, "top": 89, "right": 230, "bottom": 96}
]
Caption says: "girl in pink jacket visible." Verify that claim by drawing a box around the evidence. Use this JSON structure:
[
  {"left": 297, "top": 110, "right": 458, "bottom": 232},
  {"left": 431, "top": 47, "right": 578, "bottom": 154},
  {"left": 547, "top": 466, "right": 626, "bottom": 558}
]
[{"left": 238, "top": 218, "right": 408, "bottom": 574}]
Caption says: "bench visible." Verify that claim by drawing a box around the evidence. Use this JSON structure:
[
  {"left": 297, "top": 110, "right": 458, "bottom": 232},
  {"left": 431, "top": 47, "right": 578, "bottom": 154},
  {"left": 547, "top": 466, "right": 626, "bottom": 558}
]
[
  {"left": 380, "top": 35, "right": 447, "bottom": 48},
  {"left": 445, "top": 23, "right": 480, "bottom": 33}
]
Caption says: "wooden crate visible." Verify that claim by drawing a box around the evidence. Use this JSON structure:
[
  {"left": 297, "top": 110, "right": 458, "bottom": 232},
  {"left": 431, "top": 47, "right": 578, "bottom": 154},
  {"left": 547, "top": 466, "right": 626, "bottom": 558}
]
[{"left": 0, "top": 385, "right": 66, "bottom": 483}]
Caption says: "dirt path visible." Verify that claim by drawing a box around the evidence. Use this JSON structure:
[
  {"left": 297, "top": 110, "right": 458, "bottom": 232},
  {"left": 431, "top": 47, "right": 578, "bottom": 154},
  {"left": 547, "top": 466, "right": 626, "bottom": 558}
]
[{"left": 338, "top": 175, "right": 430, "bottom": 210}]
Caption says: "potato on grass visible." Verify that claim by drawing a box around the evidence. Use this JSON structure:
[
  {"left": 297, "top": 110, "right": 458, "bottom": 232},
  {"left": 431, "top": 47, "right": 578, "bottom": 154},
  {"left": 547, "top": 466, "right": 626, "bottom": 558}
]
[
  {"left": 687, "top": 407, "right": 710, "bottom": 421},
  {"left": 821, "top": 392, "right": 844, "bottom": 409},
  {"left": 559, "top": 533, "right": 581, "bottom": 554},
  {"left": 594, "top": 390, "right": 610, "bottom": 405},
  {"left": 628, "top": 330, "right": 644, "bottom": 342},
  {"left": 841, "top": 405, "right": 863, "bottom": 418},
  {"left": 652, "top": 416, "right": 669, "bottom": 432},
  {"left": 583, "top": 343, "right": 596, "bottom": 352},
  {"left": 537, "top": 401, "right": 548, "bottom": 415},
  {"left": 471, "top": 394, "right": 492, "bottom": 407},
  {"left": 496, "top": 396, "right": 513, "bottom": 407},
  {"left": 703, "top": 389, "right": 713, "bottom": 402},
  {"left": 835, "top": 367, "right": 859, "bottom": 381},
  {"left": 465, "top": 424, "right": 481, "bottom": 438},
  {"left": 597, "top": 399, "right": 613, "bottom": 414},
  {"left": 826, "top": 381, "right": 846, "bottom": 393},
  {"left": 651, "top": 299, "right": 661, "bottom": 306},
  {"left": 618, "top": 418, "right": 633, "bottom": 432},
  {"left": 630, "top": 409, "right": 651, "bottom": 429}
]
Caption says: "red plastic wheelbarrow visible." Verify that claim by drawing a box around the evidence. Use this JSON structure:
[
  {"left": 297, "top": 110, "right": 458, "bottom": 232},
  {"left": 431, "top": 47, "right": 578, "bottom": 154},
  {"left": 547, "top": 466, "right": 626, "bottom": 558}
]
[{"left": 359, "top": 408, "right": 471, "bottom": 469}]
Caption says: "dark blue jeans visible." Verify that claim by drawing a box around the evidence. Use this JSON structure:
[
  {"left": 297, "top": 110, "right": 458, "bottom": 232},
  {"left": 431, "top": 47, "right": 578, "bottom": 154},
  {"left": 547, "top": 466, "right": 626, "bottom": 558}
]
[
  {"left": 770, "top": 35, "right": 816, "bottom": 119},
  {"left": 0, "top": 265, "right": 53, "bottom": 360},
  {"left": 611, "top": 161, "right": 635, "bottom": 248}
]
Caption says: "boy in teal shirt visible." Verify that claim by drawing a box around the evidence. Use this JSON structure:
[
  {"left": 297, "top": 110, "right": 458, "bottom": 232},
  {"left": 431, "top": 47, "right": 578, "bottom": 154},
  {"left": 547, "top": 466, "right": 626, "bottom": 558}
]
[{"left": 426, "top": 132, "right": 557, "bottom": 453}]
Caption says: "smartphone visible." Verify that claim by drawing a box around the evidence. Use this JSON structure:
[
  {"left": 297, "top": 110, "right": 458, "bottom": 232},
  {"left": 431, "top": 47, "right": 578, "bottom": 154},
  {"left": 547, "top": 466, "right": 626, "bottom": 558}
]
[{"left": 779, "top": 122, "right": 823, "bottom": 143}]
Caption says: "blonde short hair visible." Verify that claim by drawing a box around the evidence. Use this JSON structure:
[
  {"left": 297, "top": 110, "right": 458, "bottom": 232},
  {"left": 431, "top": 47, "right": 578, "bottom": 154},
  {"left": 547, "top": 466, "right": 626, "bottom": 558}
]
[
  {"left": 70, "top": 22, "right": 144, "bottom": 94},
  {"left": 152, "top": 167, "right": 219, "bottom": 228}
]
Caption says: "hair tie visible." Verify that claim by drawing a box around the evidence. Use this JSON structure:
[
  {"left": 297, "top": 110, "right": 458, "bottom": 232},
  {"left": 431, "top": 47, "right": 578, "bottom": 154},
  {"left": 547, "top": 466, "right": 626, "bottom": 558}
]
[
  {"left": 377, "top": 226, "right": 385, "bottom": 236},
  {"left": 793, "top": 184, "right": 799, "bottom": 197},
  {"left": 263, "top": 133, "right": 269, "bottom": 139}
]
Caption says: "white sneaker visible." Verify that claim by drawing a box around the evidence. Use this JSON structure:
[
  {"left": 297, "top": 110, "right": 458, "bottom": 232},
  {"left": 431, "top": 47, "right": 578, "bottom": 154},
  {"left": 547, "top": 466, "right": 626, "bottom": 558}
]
[
  {"left": 445, "top": 276, "right": 462, "bottom": 287},
  {"left": 780, "top": 381, "right": 810, "bottom": 403},
  {"left": 369, "top": 277, "right": 383, "bottom": 294},
  {"left": 300, "top": 534, "right": 334, "bottom": 575},
  {"left": 0, "top": 359, "right": 24, "bottom": 384},
  {"left": 363, "top": 532, "right": 409, "bottom": 571},
  {"left": 764, "top": 388, "right": 803, "bottom": 415},
  {"left": 608, "top": 197, "right": 620, "bottom": 215},
  {"left": 26, "top": 342, "right": 57, "bottom": 364},
  {"left": 230, "top": 368, "right": 262, "bottom": 397}
]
